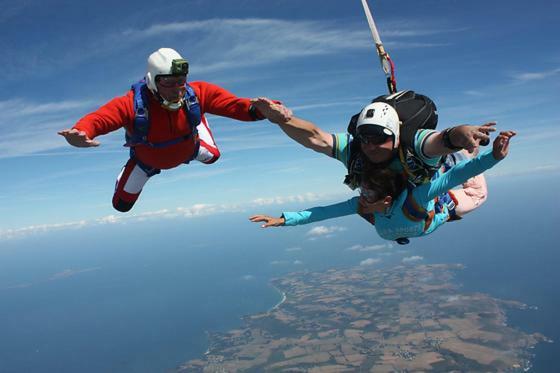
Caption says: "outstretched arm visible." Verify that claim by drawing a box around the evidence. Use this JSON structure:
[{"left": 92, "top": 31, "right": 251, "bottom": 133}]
[
  {"left": 58, "top": 93, "right": 135, "bottom": 147},
  {"left": 418, "top": 131, "right": 516, "bottom": 201},
  {"left": 58, "top": 128, "right": 100, "bottom": 147},
  {"left": 422, "top": 122, "right": 497, "bottom": 157},
  {"left": 251, "top": 98, "right": 334, "bottom": 156},
  {"left": 249, "top": 197, "right": 359, "bottom": 228}
]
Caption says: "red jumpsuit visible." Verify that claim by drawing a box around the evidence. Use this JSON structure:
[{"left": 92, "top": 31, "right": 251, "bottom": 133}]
[{"left": 73, "top": 81, "right": 265, "bottom": 212}]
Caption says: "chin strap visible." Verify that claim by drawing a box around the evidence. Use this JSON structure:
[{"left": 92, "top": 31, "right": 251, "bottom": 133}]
[{"left": 156, "top": 93, "right": 183, "bottom": 111}]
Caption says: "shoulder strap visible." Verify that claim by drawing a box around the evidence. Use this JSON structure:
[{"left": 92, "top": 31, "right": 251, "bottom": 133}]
[
  {"left": 126, "top": 80, "right": 150, "bottom": 147},
  {"left": 183, "top": 84, "right": 201, "bottom": 132},
  {"left": 343, "top": 140, "right": 364, "bottom": 190}
]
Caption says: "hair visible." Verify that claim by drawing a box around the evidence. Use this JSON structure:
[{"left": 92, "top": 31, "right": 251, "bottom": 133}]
[{"left": 361, "top": 161, "right": 406, "bottom": 200}]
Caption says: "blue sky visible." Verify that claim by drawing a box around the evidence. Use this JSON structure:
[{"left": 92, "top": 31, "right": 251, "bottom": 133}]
[{"left": 0, "top": 0, "right": 559, "bottom": 238}]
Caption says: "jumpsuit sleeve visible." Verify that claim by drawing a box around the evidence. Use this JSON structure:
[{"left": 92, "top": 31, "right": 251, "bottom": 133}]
[
  {"left": 282, "top": 197, "right": 359, "bottom": 226},
  {"left": 413, "top": 129, "right": 442, "bottom": 168},
  {"left": 331, "top": 133, "right": 353, "bottom": 168},
  {"left": 73, "top": 91, "right": 135, "bottom": 140},
  {"left": 191, "top": 81, "right": 272, "bottom": 122},
  {"left": 413, "top": 149, "right": 501, "bottom": 203}
]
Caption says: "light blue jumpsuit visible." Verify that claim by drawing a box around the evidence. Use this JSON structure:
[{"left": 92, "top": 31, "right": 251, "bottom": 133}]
[{"left": 282, "top": 148, "right": 500, "bottom": 241}]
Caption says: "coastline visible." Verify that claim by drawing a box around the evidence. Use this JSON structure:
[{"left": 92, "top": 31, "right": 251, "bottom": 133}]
[{"left": 268, "top": 284, "right": 286, "bottom": 312}]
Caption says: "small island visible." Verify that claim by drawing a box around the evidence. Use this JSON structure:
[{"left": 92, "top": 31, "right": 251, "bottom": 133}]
[{"left": 179, "top": 264, "right": 549, "bottom": 372}]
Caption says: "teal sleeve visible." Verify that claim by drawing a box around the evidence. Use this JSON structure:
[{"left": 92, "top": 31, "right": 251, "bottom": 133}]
[
  {"left": 413, "top": 149, "right": 501, "bottom": 203},
  {"left": 413, "top": 129, "right": 441, "bottom": 167},
  {"left": 283, "top": 197, "right": 359, "bottom": 226},
  {"left": 331, "top": 133, "right": 352, "bottom": 168}
]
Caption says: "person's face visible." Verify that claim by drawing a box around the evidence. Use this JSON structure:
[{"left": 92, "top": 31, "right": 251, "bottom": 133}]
[
  {"left": 358, "top": 186, "right": 389, "bottom": 214},
  {"left": 156, "top": 75, "right": 187, "bottom": 103},
  {"left": 359, "top": 136, "right": 396, "bottom": 164}
]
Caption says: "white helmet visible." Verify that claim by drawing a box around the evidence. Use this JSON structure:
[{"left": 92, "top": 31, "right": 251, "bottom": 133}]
[
  {"left": 355, "top": 102, "right": 400, "bottom": 148},
  {"left": 145, "top": 48, "right": 189, "bottom": 94}
]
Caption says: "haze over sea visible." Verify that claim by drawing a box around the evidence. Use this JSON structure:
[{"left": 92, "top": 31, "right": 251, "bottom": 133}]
[{"left": 0, "top": 172, "right": 557, "bottom": 372}]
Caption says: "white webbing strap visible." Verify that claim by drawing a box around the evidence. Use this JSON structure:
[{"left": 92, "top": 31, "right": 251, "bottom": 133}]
[{"left": 360, "top": 0, "right": 396, "bottom": 93}]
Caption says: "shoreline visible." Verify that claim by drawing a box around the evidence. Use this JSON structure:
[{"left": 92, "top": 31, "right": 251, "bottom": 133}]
[{"left": 268, "top": 284, "right": 287, "bottom": 312}]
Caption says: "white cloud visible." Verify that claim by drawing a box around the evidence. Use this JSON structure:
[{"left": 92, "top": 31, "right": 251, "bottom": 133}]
[
  {"left": 385, "top": 41, "right": 450, "bottom": 49},
  {"left": 293, "top": 260, "right": 303, "bottom": 265},
  {"left": 464, "top": 90, "right": 485, "bottom": 97},
  {"left": 270, "top": 260, "right": 288, "bottom": 265},
  {"left": 118, "top": 18, "right": 459, "bottom": 76},
  {"left": 122, "top": 19, "right": 371, "bottom": 73},
  {"left": 346, "top": 243, "right": 392, "bottom": 252},
  {"left": 487, "top": 164, "right": 560, "bottom": 178},
  {"left": 0, "top": 192, "right": 348, "bottom": 241},
  {"left": 290, "top": 99, "right": 367, "bottom": 112},
  {"left": 286, "top": 247, "right": 302, "bottom": 252},
  {"left": 511, "top": 67, "right": 560, "bottom": 82},
  {"left": 252, "top": 193, "right": 321, "bottom": 206},
  {"left": 0, "top": 220, "right": 88, "bottom": 240},
  {"left": 402, "top": 256, "right": 423, "bottom": 263},
  {"left": 360, "top": 258, "right": 381, "bottom": 266},
  {"left": 0, "top": 99, "right": 95, "bottom": 120},
  {"left": 306, "top": 225, "right": 347, "bottom": 237},
  {"left": 0, "top": 98, "right": 103, "bottom": 159},
  {"left": 242, "top": 275, "right": 255, "bottom": 281},
  {"left": 382, "top": 27, "right": 468, "bottom": 37},
  {"left": 49, "top": 267, "right": 101, "bottom": 281},
  {"left": 97, "top": 215, "right": 121, "bottom": 224}
]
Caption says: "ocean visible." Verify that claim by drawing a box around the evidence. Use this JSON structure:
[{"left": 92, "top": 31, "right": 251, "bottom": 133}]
[{"left": 0, "top": 172, "right": 557, "bottom": 372}]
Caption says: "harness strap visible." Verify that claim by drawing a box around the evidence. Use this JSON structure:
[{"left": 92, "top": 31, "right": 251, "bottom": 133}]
[
  {"left": 125, "top": 80, "right": 201, "bottom": 149},
  {"left": 401, "top": 188, "right": 436, "bottom": 232},
  {"left": 129, "top": 148, "right": 161, "bottom": 177},
  {"left": 360, "top": 0, "right": 397, "bottom": 94},
  {"left": 440, "top": 190, "right": 460, "bottom": 221}
]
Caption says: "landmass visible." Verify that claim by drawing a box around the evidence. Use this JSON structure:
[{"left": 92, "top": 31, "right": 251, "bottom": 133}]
[{"left": 179, "top": 264, "right": 550, "bottom": 372}]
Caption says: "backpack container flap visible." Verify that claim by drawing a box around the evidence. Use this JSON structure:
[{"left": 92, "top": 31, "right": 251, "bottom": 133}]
[{"left": 372, "top": 90, "right": 438, "bottom": 148}]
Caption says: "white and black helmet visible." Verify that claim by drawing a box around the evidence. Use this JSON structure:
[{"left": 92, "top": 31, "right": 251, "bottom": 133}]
[{"left": 355, "top": 102, "right": 400, "bottom": 149}]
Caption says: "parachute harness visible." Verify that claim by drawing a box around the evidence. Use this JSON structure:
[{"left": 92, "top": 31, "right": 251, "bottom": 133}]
[{"left": 360, "top": 0, "right": 397, "bottom": 94}]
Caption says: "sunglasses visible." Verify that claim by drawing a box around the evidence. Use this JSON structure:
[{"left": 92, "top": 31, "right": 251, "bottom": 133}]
[
  {"left": 358, "top": 133, "right": 391, "bottom": 145},
  {"left": 156, "top": 76, "right": 187, "bottom": 88}
]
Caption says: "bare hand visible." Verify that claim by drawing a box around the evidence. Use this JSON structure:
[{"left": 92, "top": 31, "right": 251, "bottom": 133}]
[
  {"left": 249, "top": 214, "right": 286, "bottom": 228},
  {"left": 492, "top": 130, "right": 516, "bottom": 160},
  {"left": 58, "top": 128, "right": 100, "bottom": 147},
  {"left": 450, "top": 122, "right": 497, "bottom": 153},
  {"left": 251, "top": 97, "right": 292, "bottom": 124}
]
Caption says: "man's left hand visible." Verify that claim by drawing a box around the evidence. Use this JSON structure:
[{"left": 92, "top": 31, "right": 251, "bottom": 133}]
[{"left": 450, "top": 122, "right": 497, "bottom": 153}]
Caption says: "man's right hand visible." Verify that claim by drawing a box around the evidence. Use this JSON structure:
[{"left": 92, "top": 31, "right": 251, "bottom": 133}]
[
  {"left": 251, "top": 97, "right": 292, "bottom": 124},
  {"left": 58, "top": 128, "right": 100, "bottom": 147}
]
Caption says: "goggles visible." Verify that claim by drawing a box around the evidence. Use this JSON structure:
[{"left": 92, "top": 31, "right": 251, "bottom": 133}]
[
  {"left": 156, "top": 75, "right": 187, "bottom": 88},
  {"left": 359, "top": 187, "right": 379, "bottom": 203},
  {"left": 358, "top": 133, "right": 391, "bottom": 145},
  {"left": 357, "top": 125, "right": 393, "bottom": 145}
]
